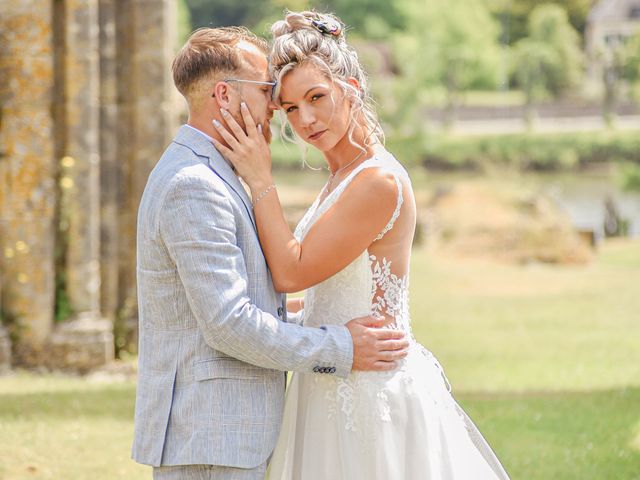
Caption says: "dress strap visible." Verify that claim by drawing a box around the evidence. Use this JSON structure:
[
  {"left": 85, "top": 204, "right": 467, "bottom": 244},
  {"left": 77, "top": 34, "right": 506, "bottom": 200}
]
[
  {"left": 373, "top": 175, "right": 403, "bottom": 241},
  {"left": 301, "top": 149, "right": 407, "bottom": 243},
  {"left": 330, "top": 155, "right": 405, "bottom": 241}
]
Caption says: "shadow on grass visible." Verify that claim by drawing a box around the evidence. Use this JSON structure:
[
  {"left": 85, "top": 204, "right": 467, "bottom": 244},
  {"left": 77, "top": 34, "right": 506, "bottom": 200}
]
[{"left": 458, "top": 387, "right": 640, "bottom": 480}]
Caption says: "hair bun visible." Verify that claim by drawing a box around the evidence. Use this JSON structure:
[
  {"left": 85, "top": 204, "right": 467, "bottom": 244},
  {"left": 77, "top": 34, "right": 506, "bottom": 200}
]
[{"left": 271, "top": 11, "right": 345, "bottom": 42}]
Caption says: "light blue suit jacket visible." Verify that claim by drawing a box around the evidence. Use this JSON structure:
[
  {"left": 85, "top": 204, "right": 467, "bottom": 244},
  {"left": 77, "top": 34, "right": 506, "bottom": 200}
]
[{"left": 131, "top": 126, "right": 353, "bottom": 468}]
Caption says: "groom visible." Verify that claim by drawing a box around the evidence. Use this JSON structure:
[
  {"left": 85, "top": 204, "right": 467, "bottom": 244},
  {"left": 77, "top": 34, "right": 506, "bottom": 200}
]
[{"left": 132, "top": 27, "right": 409, "bottom": 479}]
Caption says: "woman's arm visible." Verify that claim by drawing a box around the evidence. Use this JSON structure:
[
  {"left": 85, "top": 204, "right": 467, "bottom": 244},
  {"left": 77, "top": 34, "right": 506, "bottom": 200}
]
[
  {"left": 212, "top": 105, "right": 398, "bottom": 292},
  {"left": 252, "top": 169, "right": 396, "bottom": 292}
]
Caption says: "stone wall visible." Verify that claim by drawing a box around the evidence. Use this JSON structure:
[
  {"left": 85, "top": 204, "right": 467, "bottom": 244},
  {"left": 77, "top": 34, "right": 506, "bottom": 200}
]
[{"left": 0, "top": 0, "right": 177, "bottom": 371}]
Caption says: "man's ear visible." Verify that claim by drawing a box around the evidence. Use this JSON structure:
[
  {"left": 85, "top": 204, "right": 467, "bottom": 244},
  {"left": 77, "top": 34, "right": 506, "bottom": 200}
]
[
  {"left": 346, "top": 77, "right": 360, "bottom": 91},
  {"left": 213, "top": 81, "right": 232, "bottom": 108}
]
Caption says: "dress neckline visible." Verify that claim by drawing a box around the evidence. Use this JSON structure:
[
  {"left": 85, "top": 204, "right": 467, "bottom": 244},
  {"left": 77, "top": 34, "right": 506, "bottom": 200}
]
[
  {"left": 315, "top": 145, "right": 389, "bottom": 210},
  {"left": 295, "top": 146, "right": 396, "bottom": 242}
]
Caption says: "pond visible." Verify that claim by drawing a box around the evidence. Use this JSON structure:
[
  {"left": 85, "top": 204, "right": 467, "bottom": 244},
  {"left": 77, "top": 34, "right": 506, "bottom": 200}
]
[
  {"left": 536, "top": 172, "right": 640, "bottom": 239},
  {"left": 413, "top": 168, "right": 640, "bottom": 240},
  {"left": 276, "top": 166, "right": 640, "bottom": 240}
]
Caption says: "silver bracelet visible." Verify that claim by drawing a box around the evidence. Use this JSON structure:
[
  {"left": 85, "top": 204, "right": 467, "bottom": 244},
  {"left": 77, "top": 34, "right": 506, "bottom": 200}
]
[{"left": 253, "top": 184, "right": 276, "bottom": 205}]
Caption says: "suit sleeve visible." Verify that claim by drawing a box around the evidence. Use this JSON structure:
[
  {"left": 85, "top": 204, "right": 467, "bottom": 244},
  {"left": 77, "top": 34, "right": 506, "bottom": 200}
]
[
  {"left": 159, "top": 174, "right": 353, "bottom": 378},
  {"left": 286, "top": 309, "right": 305, "bottom": 326}
]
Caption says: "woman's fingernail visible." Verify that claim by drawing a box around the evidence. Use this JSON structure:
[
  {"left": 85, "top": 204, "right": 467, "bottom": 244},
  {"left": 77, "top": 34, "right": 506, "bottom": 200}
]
[
  {"left": 220, "top": 109, "right": 228, "bottom": 116},
  {"left": 258, "top": 124, "right": 262, "bottom": 132},
  {"left": 241, "top": 102, "right": 247, "bottom": 109},
  {"left": 213, "top": 119, "right": 221, "bottom": 126}
]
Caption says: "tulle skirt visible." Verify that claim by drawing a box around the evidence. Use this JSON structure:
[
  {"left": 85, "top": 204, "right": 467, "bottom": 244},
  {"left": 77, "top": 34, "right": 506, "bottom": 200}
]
[{"left": 268, "top": 343, "right": 510, "bottom": 480}]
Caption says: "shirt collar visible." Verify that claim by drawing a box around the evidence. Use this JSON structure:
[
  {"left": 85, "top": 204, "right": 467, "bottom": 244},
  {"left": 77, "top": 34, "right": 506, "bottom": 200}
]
[
  {"left": 184, "top": 124, "right": 237, "bottom": 173},
  {"left": 185, "top": 124, "right": 214, "bottom": 143}
]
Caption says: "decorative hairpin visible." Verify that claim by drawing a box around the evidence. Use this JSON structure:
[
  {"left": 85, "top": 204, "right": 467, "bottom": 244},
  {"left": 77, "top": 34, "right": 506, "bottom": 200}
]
[{"left": 311, "top": 18, "right": 342, "bottom": 37}]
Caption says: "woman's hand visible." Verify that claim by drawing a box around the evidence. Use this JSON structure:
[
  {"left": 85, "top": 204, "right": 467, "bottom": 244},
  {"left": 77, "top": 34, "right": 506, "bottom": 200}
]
[{"left": 211, "top": 102, "right": 273, "bottom": 192}]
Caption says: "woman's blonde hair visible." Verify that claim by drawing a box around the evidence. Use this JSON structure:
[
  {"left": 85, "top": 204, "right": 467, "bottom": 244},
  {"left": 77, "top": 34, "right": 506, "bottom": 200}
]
[{"left": 270, "top": 11, "right": 384, "bottom": 152}]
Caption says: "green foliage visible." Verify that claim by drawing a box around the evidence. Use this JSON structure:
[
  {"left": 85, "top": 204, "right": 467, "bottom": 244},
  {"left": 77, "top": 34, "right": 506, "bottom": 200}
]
[
  {"left": 621, "top": 32, "right": 640, "bottom": 104},
  {"left": 513, "top": 38, "right": 560, "bottom": 107},
  {"left": 418, "top": 131, "right": 640, "bottom": 171},
  {"left": 526, "top": 4, "right": 584, "bottom": 95},
  {"left": 509, "top": 4, "right": 584, "bottom": 123},
  {"left": 487, "top": 0, "right": 591, "bottom": 46},
  {"left": 388, "top": 0, "right": 502, "bottom": 135},
  {"left": 395, "top": 0, "right": 502, "bottom": 91},
  {"left": 184, "top": 0, "right": 407, "bottom": 41},
  {"left": 185, "top": 0, "right": 275, "bottom": 30},
  {"left": 54, "top": 271, "right": 72, "bottom": 323},
  {"left": 271, "top": 131, "right": 640, "bottom": 172},
  {"left": 619, "top": 162, "right": 640, "bottom": 192},
  {"left": 625, "top": 33, "right": 640, "bottom": 79},
  {"left": 177, "top": 0, "right": 193, "bottom": 45},
  {"left": 54, "top": 191, "right": 73, "bottom": 323},
  {"left": 319, "top": 0, "right": 406, "bottom": 38}
]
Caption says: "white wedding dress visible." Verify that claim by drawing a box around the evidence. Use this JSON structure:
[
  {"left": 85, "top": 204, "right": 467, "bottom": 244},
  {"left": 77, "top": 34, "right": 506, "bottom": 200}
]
[{"left": 269, "top": 146, "right": 510, "bottom": 479}]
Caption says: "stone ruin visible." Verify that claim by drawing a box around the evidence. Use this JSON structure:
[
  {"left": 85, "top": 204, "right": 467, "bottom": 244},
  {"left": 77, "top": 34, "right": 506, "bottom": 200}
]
[{"left": 0, "top": 0, "right": 178, "bottom": 372}]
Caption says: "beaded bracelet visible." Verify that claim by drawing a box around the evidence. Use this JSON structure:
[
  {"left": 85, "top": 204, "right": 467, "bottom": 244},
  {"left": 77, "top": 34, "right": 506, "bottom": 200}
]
[{"left": 253, "top": 184, "right": 276, "bottom": 205}]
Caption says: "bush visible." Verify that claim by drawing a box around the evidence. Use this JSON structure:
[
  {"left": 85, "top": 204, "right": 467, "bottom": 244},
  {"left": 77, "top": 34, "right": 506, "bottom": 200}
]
[
  {"left": 418, "top": 131, "right": 640, "bottom": 172},
  {"left": 270, "top": 130, "right": 640, "bottom": 173},
  {"left": 619, "top": 162, "right": 640, "bottom": 192}
]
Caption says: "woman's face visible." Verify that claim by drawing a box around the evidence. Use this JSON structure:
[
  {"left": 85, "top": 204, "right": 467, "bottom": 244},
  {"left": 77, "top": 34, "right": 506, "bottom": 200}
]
[{"left": 278, "top": 63, "right": 353, "bottom": 153}]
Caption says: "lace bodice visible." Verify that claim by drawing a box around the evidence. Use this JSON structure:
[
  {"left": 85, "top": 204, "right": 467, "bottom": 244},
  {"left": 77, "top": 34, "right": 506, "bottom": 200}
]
[{"left": 294, "top": 146, "right": 414, "bottom": 335}]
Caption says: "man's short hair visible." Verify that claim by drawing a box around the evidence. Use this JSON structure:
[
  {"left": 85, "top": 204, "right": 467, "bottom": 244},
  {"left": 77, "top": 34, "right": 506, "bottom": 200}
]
[{"left": 172, "top": 27, "right": 268, "bottom": 99}]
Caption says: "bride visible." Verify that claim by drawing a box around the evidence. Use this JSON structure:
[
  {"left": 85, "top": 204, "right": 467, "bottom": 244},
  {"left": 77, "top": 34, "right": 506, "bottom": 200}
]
[{"left": 212, "top": 10, "right": 510, "bottom": 480}]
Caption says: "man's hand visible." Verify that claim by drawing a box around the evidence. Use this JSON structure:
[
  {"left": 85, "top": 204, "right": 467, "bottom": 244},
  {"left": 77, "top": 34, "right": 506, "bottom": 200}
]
[{"left": 345, "top": 315, "right": 410, "bottom": 371}]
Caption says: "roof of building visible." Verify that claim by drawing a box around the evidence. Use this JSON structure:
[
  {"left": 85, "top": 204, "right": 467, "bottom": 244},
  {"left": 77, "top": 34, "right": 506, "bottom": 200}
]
[{"left": 589, "top": 0, "right": 640, "bottom": 23}]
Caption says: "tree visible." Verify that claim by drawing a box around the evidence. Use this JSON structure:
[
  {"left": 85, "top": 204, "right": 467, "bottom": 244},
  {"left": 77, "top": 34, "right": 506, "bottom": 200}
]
[
  {"left": 487, "top": 0, "right": 591, "bottom": 46},
  {"left": 527, "top": 4, "right": 584, "bottom": 95},
  {"left": 622, "top": 32, "right": 640, "bottom": 103},
  {"left": 185, "top": 0, "right": 407, "bottom": 39},
  {"left": 185, "top": 0, "right": 274, "bottom": 31},
  {"left": 177, "top": 0, "right": 192, "bottom": 44},
  {"left": 511, "top": 4, "right": 584, "bottom": 127},
  {"left": 392, "top": 0, "right": 502, "bottom": 130},
  {"left": 599, "top": 32, "right": 640, "bottom": 126},
  {"left": 512, "top": 39, "right": 560, "bottom": 127},
  {"left": 320, "top": 0, "right": 406, "bottom": 39}
]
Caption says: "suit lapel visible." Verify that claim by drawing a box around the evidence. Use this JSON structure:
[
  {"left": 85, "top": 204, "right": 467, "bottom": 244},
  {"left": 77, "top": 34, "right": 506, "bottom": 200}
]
[
  {"left": 207, "top": 150, "right": 257, "bottom": 231},
  {"left": 173, "top": 125, "right": 257, "bottom": 233}
]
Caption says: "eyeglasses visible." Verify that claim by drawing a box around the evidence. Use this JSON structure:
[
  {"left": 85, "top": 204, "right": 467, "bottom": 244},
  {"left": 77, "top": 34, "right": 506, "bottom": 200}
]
[{"left": 222, "top": 78, "right": 277, "bottom": 100}]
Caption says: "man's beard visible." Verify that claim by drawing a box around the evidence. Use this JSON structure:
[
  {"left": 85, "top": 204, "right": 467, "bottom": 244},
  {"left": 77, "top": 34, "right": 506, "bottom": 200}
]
[{"left": 261, "top": 120, "right": 272, "bottom": 144}]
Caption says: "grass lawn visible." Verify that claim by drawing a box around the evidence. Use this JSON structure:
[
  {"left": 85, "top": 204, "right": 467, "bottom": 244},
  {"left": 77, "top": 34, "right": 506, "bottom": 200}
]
[
  {"left": 1, "top": 238, "right": 639, "bottom": 479},
  {"left": 0, "top": 374, "right": 145, "bottom": 479}
]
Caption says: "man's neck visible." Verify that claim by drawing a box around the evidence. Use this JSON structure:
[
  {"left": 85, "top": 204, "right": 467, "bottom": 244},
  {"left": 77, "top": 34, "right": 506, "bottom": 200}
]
[
  {"left": 187, "top": 117, "right": 217, "bottom": 141},
  {"left": 185, "top": 120, "right": 238, "bottom": 174},
  {"left": 185, "top": 123, "right": 213, "bottom": 142}
]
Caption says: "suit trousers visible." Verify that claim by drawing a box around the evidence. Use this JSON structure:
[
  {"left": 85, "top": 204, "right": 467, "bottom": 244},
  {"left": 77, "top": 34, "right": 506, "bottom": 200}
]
[{"left": 153, "top": 462, "right": 267, "bottom": 480}]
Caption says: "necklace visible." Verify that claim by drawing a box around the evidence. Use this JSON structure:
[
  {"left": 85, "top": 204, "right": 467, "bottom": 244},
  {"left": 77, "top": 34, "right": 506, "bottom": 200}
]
[{"left": 325, "top": 150, "right": 366, "bottom": 194}]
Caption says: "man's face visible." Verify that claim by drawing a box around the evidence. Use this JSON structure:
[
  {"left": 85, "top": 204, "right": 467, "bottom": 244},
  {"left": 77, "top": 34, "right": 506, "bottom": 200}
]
[{"left": 226, "top": 42, "right": 276, "bottom": 143}]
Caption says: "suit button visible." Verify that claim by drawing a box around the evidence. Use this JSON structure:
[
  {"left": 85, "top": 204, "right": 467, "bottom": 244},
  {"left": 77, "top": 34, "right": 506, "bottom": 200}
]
[
  {"left": 277, "top": 307, "right": 284, "bottom": 317},
  {"left": 330, "top": 367, "right": 336, "bottom": 373},
  {"left": 313, "top": 366, "right": 320, "bottom": 373}
]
